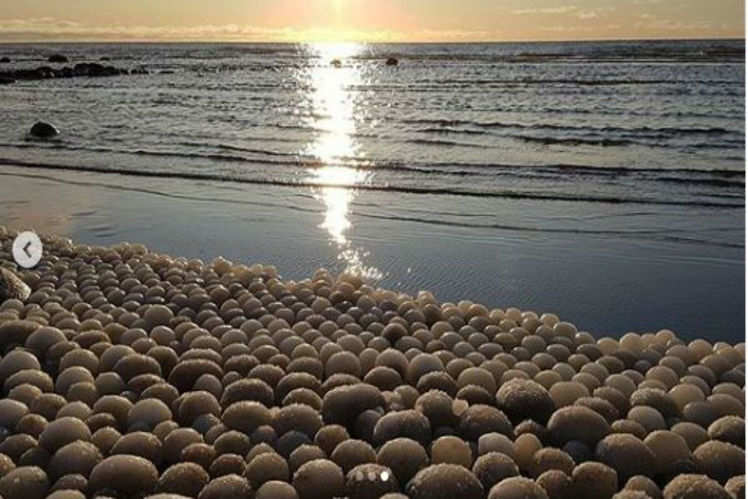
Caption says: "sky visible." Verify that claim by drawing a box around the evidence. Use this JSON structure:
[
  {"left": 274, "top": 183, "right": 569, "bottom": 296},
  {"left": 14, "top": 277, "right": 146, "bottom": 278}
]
[{"left": 0, "top": 0, "right": 743, "bottom": 42}]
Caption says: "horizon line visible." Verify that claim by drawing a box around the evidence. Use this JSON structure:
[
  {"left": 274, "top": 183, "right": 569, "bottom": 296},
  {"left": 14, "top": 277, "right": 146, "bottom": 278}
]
[{"left": 0, "top": 36, "right": 744, "bottom": 45}]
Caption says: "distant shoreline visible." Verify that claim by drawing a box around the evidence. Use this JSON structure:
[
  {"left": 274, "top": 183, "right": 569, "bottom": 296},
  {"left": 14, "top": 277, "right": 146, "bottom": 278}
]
[{"left": 0, "top": 37, "right": 744, "bottom": 45}]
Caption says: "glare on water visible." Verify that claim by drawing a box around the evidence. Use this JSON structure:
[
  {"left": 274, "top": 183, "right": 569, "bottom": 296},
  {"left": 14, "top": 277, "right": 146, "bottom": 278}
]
[{"left": 302, "top": 43, "right": 382, "bottom": 280}]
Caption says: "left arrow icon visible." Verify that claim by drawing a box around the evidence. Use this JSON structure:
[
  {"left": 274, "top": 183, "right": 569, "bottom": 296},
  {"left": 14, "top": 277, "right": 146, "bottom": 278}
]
[{"left": 12, "top": 232, "right": 43, "bottom": 269}]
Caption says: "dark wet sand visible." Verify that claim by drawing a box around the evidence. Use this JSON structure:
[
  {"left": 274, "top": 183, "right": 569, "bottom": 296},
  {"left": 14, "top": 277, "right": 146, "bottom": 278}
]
[{"left": 0, "top": 165, "right": 743, "bottom": 343}]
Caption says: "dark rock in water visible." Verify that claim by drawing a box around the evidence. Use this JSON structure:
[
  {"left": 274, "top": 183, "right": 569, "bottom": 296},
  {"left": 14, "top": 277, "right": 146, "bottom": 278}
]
[
  {"left": 0, "top": 268, "right": 31, "bottom": 302},
  {"left": 48, "top": 54, "right": 68, "bottom": 63},
  {"left": 0, "top": 57, "right": 10, "bottom": 63},
  {"left": 30, "top": 121, "right": 60, "bottom": 139},
  {"left": 331, "top": 59, "right": 342, "bottom": 68},
  {"left": 100, "top": 56, "right": 110, "bottom": 61},
  {"left": 0, "top": 77, "right": 14, "bottom": 85},
  {"left": 0, "top": 63, "right": 129, "bottom": 82},
  {"left": 3, "top": 61, "right": 134, "bottom": 82},
  {"left": 386, "top": 58, "right": 399, "bottom": 66},
  {"left": 35, "top": 67, "right": 55, "bottom": 79},
  {"left": 73, "top": 62, "right": 121, "bottom": 77},
  {"left": 131, "top": 67, "right": 149, "bottom": 75}
]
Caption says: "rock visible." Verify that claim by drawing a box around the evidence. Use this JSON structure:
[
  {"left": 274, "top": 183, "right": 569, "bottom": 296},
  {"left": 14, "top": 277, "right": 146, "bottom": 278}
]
[
  {"left": 47, "top": 441, "right": 102, "bottom": 482},
  {"left": 529, "top": 447, "right": 575, "bottom": 478},
  {"left": 72, "top": 62, "right": 121, "bottom": 78},
  {"left": 48, "top": 54, "right": 68, "bottom": 63},
  {"left": 548, "top": 406, "right": 610, "bottom": 447},
  {"left": 458, "top": 405, "right": 513, "bottom": 441},
  {"left": 34, "top": 66, "right": 54, "bottom": 78},
  {"left": 29, "top": 121, "right": 60, "bottom": 139},
  {"left": 345, "top": 463, "right": 399, "bottom": 499},
  {"left": 725, "top": 475, "right": 745, "bottom": 499},
  {"left": 256, "top": 480, "right": 299, "bottom": 499},
  {"left": 536, "top": 470, "right": 573, "bottom": 499},
  {"left": 0, "top": 466, "right": 49, "bottom": 499},
  {"left": 707, "top": 416, "right": 745, "bottom": 447},
  {"left": 88, "top": 455, "right": 158, "bottom": 496},
  {"left": 624, "top": 475, "right": 662, "bottom": 498},
  {"left": 38, "top": 417, "right": 92, "bottom": 453},
  {"left": 472, "top": 452, "right": 519, "bottom": 491},
  {"left": 156, "top": 462, "right": 209, "bottom": 497},
  {"left": 331, "top": 59, "right": 342, "bottom": 68},
  {"left": 431, "top": 436, "right": 473, "bottom": 468},
  {"left": 376, "top": 438, "right": 429, "bottom": 486},
  {"left": 386, "top": 58, "right": 399, "bottom": 66},
  {"left": 292, "top": 459, "right": 345, "bottom": 499},
  {"left": 595, "top": 434, "right": 656, "bottom": 482},
  {"left": 488, "top": 476, "right": 549, "bottom": 499},
  {"left": 0, "top": 268, "right": 31, "bottom": 301},
  {"left": 406, "top": 464, "right": 484, "bottom": 499},
  {"left": 693, "top": 440, "right": 744, "bottom": 484},
  {"left": 198, "top": 474, "right": 252, "bottom": 499},
  {"left": 373, "top": 410, "right": 431, "bottom": 446},
  {"left": 0, "top": 57, "right": 10, "bottom": 63},
  {"left": 663, "top": 473, "right": 732, "bottom": 499},
  {"left": 1, "top": 63, "right": 129, "bottom": 83},
  {"left": 496, "top": 379, "right": 555, "bottom": 424},
  {"left": 643, "top": 430, "right": 692, "bottom": 477},
  {"left": 572, "top": 461, "right": 618, "bottom": 499}
]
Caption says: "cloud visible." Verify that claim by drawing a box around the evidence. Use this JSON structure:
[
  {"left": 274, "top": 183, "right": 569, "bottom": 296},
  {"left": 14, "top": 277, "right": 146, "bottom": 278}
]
[
  {"left": 413, "top": 28, "right": 493, "bottom": 40},
  {"left": 512, "top": 6, "right": 578, "bottom": 15},
  {"left": 540, "top": 23, "right": 621, "bottom": 33},
  {"left": 0, "top": 18, "right": 296, "bottom": 40},
  {"left": 577, "top": 11, "right": 599, "bottom": 20},
  {"left": 0, "top": 17, "right": 496, "bottom": 42},
  {"left": 512, "top": 5, "right": 615, "bottom": 20},
  {"left": 634, "top": 17, "right": 714, "bottom": 31}
]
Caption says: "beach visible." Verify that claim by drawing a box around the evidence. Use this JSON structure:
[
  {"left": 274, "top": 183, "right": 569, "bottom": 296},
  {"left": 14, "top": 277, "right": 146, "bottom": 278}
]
[
  {"left": 0, "top": 38, "right": 744, "bottom": 498},
  {"left": 0, "top": 227, "right": 745, "bottom": 498}
]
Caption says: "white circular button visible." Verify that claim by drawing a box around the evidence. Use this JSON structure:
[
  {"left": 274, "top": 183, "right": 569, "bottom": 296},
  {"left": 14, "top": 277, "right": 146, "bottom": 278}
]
[{"left": 12, "top": 231, "right": 43, "bottom": 269}]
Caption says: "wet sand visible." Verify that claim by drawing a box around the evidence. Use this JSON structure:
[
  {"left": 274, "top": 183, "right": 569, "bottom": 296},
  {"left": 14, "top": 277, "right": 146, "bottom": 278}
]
[
  {"left": 0, "top": 226, "right": 744, "bottom": 499},
  {"left": 0, "top": 164, "right": 743, "bottom": 342}
]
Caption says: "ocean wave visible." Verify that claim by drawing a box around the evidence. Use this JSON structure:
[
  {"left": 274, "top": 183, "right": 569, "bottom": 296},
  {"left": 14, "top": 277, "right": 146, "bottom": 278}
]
[
  {"left": 176, "top": 141, "right": 297, "bottom": 157},
  {"left": 404, "top": 118, "right": 734, "bottom": 136},
  {"left": 0, "top": 142, "right": 743, "bottom": 186},
  {"left": 406, "top": 138, "right": 491, "bottom": 148},
  {"left": 414, "top": 78, "right": 677, "bottom": 86},
  {"left": 418, "top": 127, "right": 488, "bottom": 135},
  {"left": 0, "top": 158, "right": 742, "bottom": 209},
  {"left": 514, "top": 136, "right": 634, "bottom": 147},
  {"left": 356, "top": 212, "right": 744, "bottom": 249}
]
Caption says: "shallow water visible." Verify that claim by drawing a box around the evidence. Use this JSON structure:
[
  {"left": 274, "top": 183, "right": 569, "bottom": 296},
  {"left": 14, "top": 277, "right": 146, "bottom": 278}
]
[{"left": 0, "top": 40, "right": 744, "bottom": 340}]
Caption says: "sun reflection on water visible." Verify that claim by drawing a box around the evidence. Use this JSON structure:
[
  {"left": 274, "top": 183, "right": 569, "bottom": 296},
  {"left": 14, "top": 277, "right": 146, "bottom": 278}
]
[{"left": 302, "top": 43, "right": 382, "bottom": 280}]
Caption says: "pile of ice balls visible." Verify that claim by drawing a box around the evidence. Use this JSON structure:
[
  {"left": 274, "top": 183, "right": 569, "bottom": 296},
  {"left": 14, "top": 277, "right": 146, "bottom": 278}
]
[{"left": 0, "top": 227, "right": 744, "bottom": 499}]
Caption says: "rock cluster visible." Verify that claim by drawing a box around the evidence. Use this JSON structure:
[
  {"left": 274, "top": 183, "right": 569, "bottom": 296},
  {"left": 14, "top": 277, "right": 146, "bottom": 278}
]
[
  {"left": 0, "top": 61, "right": 148, "bottom": 85},
  {"left": 0, "top": 227, "right": 743, "bottom": 498}
]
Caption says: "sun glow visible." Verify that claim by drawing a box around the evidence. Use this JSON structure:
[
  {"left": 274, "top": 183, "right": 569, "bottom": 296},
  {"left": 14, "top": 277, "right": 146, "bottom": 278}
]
[{"left": 302, "top": 43, "right": 382, "bottom": 280}]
